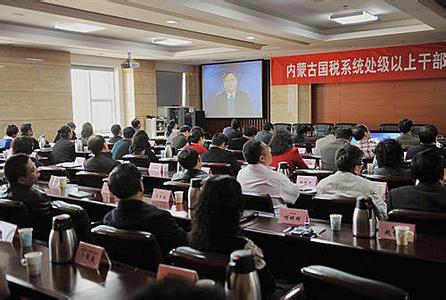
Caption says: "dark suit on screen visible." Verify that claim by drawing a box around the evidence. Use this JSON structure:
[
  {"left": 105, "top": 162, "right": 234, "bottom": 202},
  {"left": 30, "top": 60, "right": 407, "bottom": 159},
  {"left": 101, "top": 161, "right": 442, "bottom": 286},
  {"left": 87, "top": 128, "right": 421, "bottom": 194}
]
[{"left": 209, "top": 90, "right": 254, "bottom": 117}]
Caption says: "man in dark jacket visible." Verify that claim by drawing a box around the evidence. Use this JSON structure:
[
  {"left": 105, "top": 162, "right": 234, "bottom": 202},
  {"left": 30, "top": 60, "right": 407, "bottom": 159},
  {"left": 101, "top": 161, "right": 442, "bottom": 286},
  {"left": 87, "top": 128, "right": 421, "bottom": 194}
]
[
  {"left": 52, "top": 125, "right": 76, "bottom": 163},
  {"left": 103, "top": 164, "right": 187, "bottom": 256},
  {"left": 406, "top": 125, "right": 446, "bottom": 167},
  {"left": 111, "top": 127, "right": 135, "bottom": 160},
  {"left": 202, "top": 133, "right": 240, "bottom": 175},
  {"left": 172, "top": 148, "right": 208, "bottom": 183},
  {"left": 228, "top": 126, "right": 257, "bottom": 151},
  {"left": 171, "top": 125, "right": 190, "bottom": 150},
  {"left": 255, "top": 122, "right": 273, "bottom": 144},
  {"left": 84, "top": 135, "right": 120, "bottom": 174}
]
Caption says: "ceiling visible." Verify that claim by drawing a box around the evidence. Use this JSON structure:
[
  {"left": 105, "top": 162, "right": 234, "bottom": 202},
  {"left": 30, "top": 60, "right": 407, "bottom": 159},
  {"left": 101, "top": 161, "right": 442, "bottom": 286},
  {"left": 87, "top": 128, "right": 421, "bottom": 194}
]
[{"left": 0, "top": 0, "right": 444, "bottom": 64}]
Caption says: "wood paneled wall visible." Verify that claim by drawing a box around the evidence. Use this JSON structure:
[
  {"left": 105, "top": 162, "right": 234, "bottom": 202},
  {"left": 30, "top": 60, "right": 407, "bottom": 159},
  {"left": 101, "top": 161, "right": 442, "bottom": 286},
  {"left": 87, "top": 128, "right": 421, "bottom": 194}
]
[
  {"left": 312, "top": 78, "right": 446, "bottom": 134},
  {"left": 0, "top": 46, "right": 72, "bottom": 141}
]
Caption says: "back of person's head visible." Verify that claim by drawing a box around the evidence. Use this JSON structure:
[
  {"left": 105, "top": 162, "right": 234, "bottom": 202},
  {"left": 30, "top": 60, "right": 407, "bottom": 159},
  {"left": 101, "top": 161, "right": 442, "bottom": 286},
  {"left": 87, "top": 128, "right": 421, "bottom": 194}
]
[
  {"left": 131, "top": 130, "right": 150, "bottom": 153},
  {"left": 242, "top": 140, "right": 263, "bottom": 164},
  {"left": 20, "top": 123, "right": 32, "bottom": 136},
  {"left": 243, "top": 126, "right": 258, "bottom": 138},
  {"left": 335, "top": 144, "right": 363, "bottom": 172},
  {"left": 111, "top": 124, "right": 121, "bottom": 136},
  {"left": 191, "top": 126, "right": 205, "bottom": 133},
  {"left": 230, "top": 119, "right": 241, "bottom": 130},
  {"left": 67, "top": 122, "right": 76, "bottom": 131},
  {"left": 375, "top": 139, "right": 404, "bottom": 169},
  {"left": 188, "top": 129, "right": 204, "bottom": 144},
  {"left": 123, "top": 126, "right": 136, "bottom": 139},
  {"left": 87, "top": 135, "right": 105, "bottom": 155},
  {"left": 166, "top": 119, "right": 178, "bottom": 137},
  {"left": 4, "top": 154, "right": 30, "bottom": 188},
  {"left": 108, "top": 163, "right": 141, "bottom": 199},
  {"left": 330, "top": 126, "right": 338, "bottom": 135},
  {"left": 12, "top": 136, "right": 34, "bottom": 155},
  {"left": 189, "top": 175, "right": 243, "bottom": 251},
  {"left": 336, "top": 128, "right": 353, "bottom": 140},
  {"left": 269, "top": 129, "right": 292, "bottom": 155},
  {"left": 58, "top": 125, "right": 72, "bottom": 139},
  {"left": 5, "top": 124, "right": 18, "bottom": 138},
  {"left": 411, "top": 148, "right": 443, "bottom": 183},
  {"left": 211, "top": 133, "right": 228, "bottom": 147},
  {"left": 352, "top": 124, "right": 368, "bottom": 141},
  {"left": 398, "top": 119, "right": 413, "bottom": 134},
  {"left": 262, "top": 122, "right": 273, "bottom": 132},
  {"left": 179, "top": 125, "right": 191, "bottom": 133},
  {"left": 178, "top": 148, "right": 199, "bottom": 170},
  {"left": 297, "top": 124, "right": 311, "bottom": 135},
  {"left": 418, "top": 125, "right": 438, "bottom": 144},
  {"left": 81, "top": 122, "right": 93, "bottom": 139},
  {"left": 131, "top": 118, "right": 141, "bottom": 129}
]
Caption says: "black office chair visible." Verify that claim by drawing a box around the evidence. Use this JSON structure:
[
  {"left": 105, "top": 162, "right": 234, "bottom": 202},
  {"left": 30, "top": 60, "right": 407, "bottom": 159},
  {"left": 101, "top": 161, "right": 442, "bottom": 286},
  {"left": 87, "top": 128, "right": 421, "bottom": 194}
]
[
  {"left": 292, "top": 123, "right": 314, "bottom": 136},
  {"left": 51, "top": 200, "right": 92, "bottom": 242},
  {"left": 388, "top": 209, "right": 446, "bottom": 237},
  {"left": 335, "top": 123, "right": 356, "bottom": 130},
  {"left": 274, "top": 123, "right": 292, "bottom": 132},
  {"left": 411, "top": 124, "right": 426, "bottom": 137},
  {"left": 38, "top": 167, "right": 69, "bottom": 182},
  {"left": 75, "top": 171, "right": 108, "bottom": 188},
  {"left": 201, "top": 162, "right": 232, "bottom": 175},
  {"left": 379, "top": 123, "right": 399, "bottom": 132},
  {"left": 91, "top": 225, "right": 162, "bottom": 271},
  {"left": 312, "top": 123, "right": 334, "bottom": 137},
  {"left": 0, "top": 198, "right": 29, "bottom": 228},
  {"left": 311, "top": 195, "right": 356, "bottom": 223},
  {"left": 242, "top": 192, "right": 274, "bottom": 214},
  {"left": 362, "top": 174, "right": 414, "bottom": 190},
  {"left": 122, "top": 154, "right": 150, "bottom": 168}
]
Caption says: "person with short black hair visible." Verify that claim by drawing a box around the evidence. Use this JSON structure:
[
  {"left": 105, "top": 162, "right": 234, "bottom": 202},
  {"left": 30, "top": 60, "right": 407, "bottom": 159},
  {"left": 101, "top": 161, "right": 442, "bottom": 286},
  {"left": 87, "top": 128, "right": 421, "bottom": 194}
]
[
  {"left": 292, "top": 124, "right": 312, "bottom": 146},
  {"left": 109, "top": 124, "right": 122, "bottom": 144},
  {"left": 112, "top": 126, "right": 135, "bottom": 160},
  {"left": 171, "top": 125, "right": 190, "bottom": 150},
  {"left": 172, "top": 148, "right": 208, "bottom": 183},
  {"left": 52, "top": 125, "right": 76, "bottom": 163},
  {"left": 389, "top": 148, "right": 446, "bottom": 212},
  {"left": 129, "top": 130, "right": 158, "bottom": 165},
  {"left": 352, "top": 124, "right": 377, "bottom": 159},
  {"left": 316, "top": 144, "right": 387, "bottom": 219},
  {"left": 11, "top": 136, "right": 42, "bottom": 167},
  {"left": 255, "top": 122, "right": 274, "bottom": 144},
  {"left": 54, "top": 122, "right": 77, "bottom": 142},
  {"left": 320, "top": 128, "right": 353, "bottom": 171},
  {"left": 201, "top": 133, "right": 241, "bottom": 175},
  {"left": 104, "top": 164, "right": 187, "bottom": 256},
  {"left": 84, "top": 135, "right": 120, "bottom": 173},
  {"left": 0, "top": 124, "right": 18, "bottom": 150},
  {"left": 406, "top": 125, "right": 446, "bottom": 166},
  {"left": 80, "top": 122, "right": 94, "bottom": 146},
  {"left": 228, "top": 125, "right": 257, "bottom": 150},
  {"left": 373, "top": 139, "right": 411, "bottom": 177},
  {"left": 223, "top": 119, "right": 243, "bottom": 141},
  {"left": 237, "top": 140, "right": 301, "bottom": 206},
  {"left": 131, "top": 118, "right": 141, "bottom": 131},
  {"left": 396, "top": 118, "right": 419, "bottom": 148},
  {"left": 183, "top": 128, "right": 207, "bottom": 155},
  {"left": 269, "top": 129, "right": 308, "bottom": 172},
  {"left": 20, "top": 123, "right": 39, "bottom": 150}
]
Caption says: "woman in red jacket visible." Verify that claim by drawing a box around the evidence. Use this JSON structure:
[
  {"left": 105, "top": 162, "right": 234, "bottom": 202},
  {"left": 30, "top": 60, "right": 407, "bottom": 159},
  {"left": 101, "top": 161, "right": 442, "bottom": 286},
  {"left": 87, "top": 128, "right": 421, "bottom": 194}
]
[
  {"left": 269, "top": 128, "right": 308, "bottom": 172},
  {"left": 183, "top": 128, "right": 207, "bottom": 155}
]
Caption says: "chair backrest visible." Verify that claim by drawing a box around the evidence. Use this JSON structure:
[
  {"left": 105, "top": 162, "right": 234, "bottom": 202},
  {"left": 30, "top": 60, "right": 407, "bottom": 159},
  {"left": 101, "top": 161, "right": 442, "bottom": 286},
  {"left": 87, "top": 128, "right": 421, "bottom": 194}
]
[
  {"left": 301, "top": 265, "right": 409, "bottom": 300},
  {"left": 292, "top": 123, "right": 314, "bottom": 135},
  {"left": 273, "top": 123, "right": 292, "bottom": 132},
  {"left": 293, "top": 169, "right": 333, "bottom": 181},
  {"left": 379, "top": 123, "right": 399, "bottom": 132},
  {"left": 389, "top": 209, "right": 446, "bottom": 237},
  {"left": 313, "top": 123, "right": 334, "bottom": 137},
  {"left": 227, "top": 149, "right": 244, "bottom": 161},
  {"left": 335, "top": 123, "right": 356, "bottom": 130},
  {"left": 201, "top": 162, "right": 232, "bottom": 175},
  {"left": 312, "top": 195, "right": 356, "bottom": 223},
  {"left": 241, "top": 192, "right": 274, "bottom": 213},
  {"left": 163, "top": 181, "right": 190, "bottom": 201},
  {"left": 122, "top": 154, "right": 150, "bottom": 168},
  {"left": 91, "top": 225, "right": 162, "bottom": 271},
  {"left": 51, "top": 200, "right": 92, "bottom": 242},
  {"left": 411, "top": 124, "right": 426, "bottom": 137},
  {"left": 363, "top": 174, "right": 414, "bottom": 190},
  {"left": 169, "top": 246, "right": 229, "bottom": 281},
  {"left": 75, "top": 171, "right": 108, "bottom": 188},
  {"left": 0, "top": 198, "right": 29, "bottom": 227},
  {"left": 38, "top": 167, "right": 69, "bottom": 182}
]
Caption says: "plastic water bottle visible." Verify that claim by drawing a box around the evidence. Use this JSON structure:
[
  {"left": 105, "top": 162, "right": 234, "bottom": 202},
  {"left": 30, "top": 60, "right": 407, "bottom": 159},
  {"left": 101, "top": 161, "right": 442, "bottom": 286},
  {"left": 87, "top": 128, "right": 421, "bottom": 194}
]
[
  {"left": 165, "top": 143, "right": 173, "bottom": 158},
  {"left": 75, "top": 139, "right": 83, "bottom": 152},
  {"left": 38, "top": 136, "right": 46, "bottom": 149}
]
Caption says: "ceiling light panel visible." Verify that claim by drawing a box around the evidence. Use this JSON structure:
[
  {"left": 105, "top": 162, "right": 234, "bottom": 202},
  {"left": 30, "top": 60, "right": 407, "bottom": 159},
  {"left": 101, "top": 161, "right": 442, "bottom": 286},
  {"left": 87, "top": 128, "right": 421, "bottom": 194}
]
[
  {"left": 151, "top": 37, "right": 193, "bottom": 46},
  {"left": 55, "top": 22, "right": 106, "bottom": 33},
  {"left": 330, "top": 10, "right": 378, "bottom": 25}
]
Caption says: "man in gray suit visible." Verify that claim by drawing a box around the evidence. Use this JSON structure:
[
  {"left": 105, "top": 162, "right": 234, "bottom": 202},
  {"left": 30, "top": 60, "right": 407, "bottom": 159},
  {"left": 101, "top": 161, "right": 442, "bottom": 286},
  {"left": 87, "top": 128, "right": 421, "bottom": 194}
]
[
  {"left": 209, "top": 72, "right": 254, "bottom": 117},
  {"left": 320, "top": 129, "right": 353, "bottom": 171}
]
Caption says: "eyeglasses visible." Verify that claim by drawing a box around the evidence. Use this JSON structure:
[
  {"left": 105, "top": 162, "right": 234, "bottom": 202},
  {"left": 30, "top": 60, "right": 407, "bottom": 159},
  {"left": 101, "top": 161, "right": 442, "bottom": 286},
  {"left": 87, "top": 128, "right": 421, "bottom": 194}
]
[{"left": 26, "top": 165, "right": 38, "bottom": 176}]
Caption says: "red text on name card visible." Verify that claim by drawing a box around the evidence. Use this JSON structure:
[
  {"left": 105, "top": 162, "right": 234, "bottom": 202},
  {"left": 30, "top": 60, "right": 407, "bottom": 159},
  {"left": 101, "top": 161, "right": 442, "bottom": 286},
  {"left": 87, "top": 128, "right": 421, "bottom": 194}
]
[
  {"left": 377, "top": 221, "right": 416, "bottom": 242},
  {"left": 152, "top": 188, "right": 174, "bottom": 203},
  {"left": 278, "top": 208, "right": 309, "bottom": 226}
]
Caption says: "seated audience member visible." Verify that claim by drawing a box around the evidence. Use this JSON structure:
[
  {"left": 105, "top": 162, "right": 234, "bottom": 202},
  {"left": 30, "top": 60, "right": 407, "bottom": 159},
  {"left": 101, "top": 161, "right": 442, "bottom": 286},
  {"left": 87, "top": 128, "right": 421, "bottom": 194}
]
[
  {"left": 189, "top": 175, "right": 275, "bottom": 297},
  {"left": 201, "top": 133, "right": 241, "bottom": 175},
  {"left": 0, "top": 124, "right": 19, "bottom": 150},
  {"left": 373, "top": 139, "right": 411, "bottom": 177},
  {"left": 104, "top": 164, "right": 187, "bottom": 256},
  {"left": 313, "top": 126, "right": 337, "bottom": 156},
  {"left": 109, "top": 124, "right": 122, "bottom": 144},
  {"left": 20, "top": 123, "right": 40, "bottom": 150},
  {"left": 316, "top": 144, "right": 388, "bottom": 219},
  {"left": 84, "top": 135, "right": 120, "bottom": 174},
  {"left": 269, "top": 129, "right": 308, "bottom": 173},
  {"left": 3, "top": 154, "right": 52, "bottom": 240},
  {"left": 228, "top": 126, "right": 257, "bottom": 151},
  {"left": 52, "top": 125, "right": 76, "bottom": 163},
  {"left": 112, "top": 126, "right": 135, "bottom": 160},
  {"left": 129, "top": 130, "right": 158, "bottom": 163},
  {"left": 255, "top": 122, "right": 273, "bottom": 144},
  {"left": 388, "top": 148, "right": 446, "bottom": 212},
  {"left": 320, "top": 128, "right": 352, "bottom": 171},
  {"left": 353, "top": 124, "right": 377, "bottom": 159},
  {"left": 80, "top": 122, "right": 94, "bottom": 146},
  {"left": 12, "top": 136, "right": 42, "bottom": 167},
  {"left": 172, "top": 148, "right": 208, "bottom": 183},
  {"left": 396, "top": 118, "right": 419, "bottom": 149},
  {"left": 406, "top": 125, "right": 446, "bottom": 167},
  {"left": 131, "top": 118, "right": 141, "bottom": 132},
  {"left": 237, "top": 140, "right": 300, "bottom": 207},
  {"left": 223, "top": 118, "right": 243, "bottom": 141},
  {"left": 171, "top": 125, "right": 190, "bottom": 150},
  {"left": 54, "top": 122, "right": 77, "bottom": 142},
  {"left": 292, "top": 124, "right": 312, "bottom": 145},
  {"left": 165, "top": 119, "right": 179, "bottom": 144},
  {"left": 183, "top": 128, "right": 207, "bottom": 155}
]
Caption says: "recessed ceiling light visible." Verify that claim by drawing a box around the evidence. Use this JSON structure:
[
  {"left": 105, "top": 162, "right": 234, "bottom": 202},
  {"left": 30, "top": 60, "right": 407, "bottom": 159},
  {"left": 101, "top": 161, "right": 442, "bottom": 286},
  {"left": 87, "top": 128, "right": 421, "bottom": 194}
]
[
  {"left": 55, "top": 22, "right": 105, "bottom": 33},
  {"left": 25, "top": 58, "right": 44, "bottom": 62},
  {"left": 330, "top": 9, "right": 378, "bottom": 25},
  {"left": 152, "top": 37, "right": 192, "bottom": 46},
  {"left": 0, "top": 65, "right": 5, "bottom": 68},
  {"left": 166, "top": 20, "right": 179, "bottom": 24},
  {"left": 246, "top": 36, "right": 256, "bottom": 42}
]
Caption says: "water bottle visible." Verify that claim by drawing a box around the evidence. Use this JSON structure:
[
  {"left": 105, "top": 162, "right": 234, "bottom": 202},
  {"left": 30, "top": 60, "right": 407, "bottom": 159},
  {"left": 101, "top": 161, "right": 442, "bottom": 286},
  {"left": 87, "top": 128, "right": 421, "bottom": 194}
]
[
  {"left": 165, "top": 143, "right": 173, "bottom": 158},
  {"left": 277, "top": 162, "right": 290, "bottom": 177},
  {"left": 49, "top": 214, "right": 78, "bottom": 263},
  {"left": 188, "top": 178, "right": 202, "bottom": 209},
  {"left": 38, "top": 136, "right": 46, "bottom": 149},
  {"left": 75, "top": 138, "right": 83, "bottom": 152}
]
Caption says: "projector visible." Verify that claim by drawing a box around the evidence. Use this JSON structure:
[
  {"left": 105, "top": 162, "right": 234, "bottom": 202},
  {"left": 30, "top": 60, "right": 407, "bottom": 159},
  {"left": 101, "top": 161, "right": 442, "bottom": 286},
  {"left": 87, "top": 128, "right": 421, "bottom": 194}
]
[{"left": 121, "top": 53, "right": 140, "bottom": 69}]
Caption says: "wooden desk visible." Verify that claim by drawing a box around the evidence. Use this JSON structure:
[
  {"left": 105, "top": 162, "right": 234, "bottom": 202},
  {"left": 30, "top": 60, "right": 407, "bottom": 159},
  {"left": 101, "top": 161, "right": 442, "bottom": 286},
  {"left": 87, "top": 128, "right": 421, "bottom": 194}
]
[{"left": 2, "top": 241, "right": 154, "bottom": 299}]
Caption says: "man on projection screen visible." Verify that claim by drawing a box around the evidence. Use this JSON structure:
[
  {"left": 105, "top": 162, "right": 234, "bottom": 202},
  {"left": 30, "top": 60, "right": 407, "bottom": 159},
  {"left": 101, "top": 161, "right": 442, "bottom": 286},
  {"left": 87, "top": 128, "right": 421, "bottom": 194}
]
[{"left": 209, "top": 72, "right": 254, "bottom": 117}]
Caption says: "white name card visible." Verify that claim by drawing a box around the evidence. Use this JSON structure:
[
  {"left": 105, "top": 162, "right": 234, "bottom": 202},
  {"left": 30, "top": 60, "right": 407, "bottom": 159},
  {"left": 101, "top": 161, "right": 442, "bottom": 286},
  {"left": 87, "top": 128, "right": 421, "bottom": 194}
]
[
  {"left": 374, "top": 182, "right": 388, "bottom": 199},
  {"left": 303, "top": 158, "right": 317, "bottom": 169},
  {"left": 297, "top": 147, "right": 306, "bottom": 154},
  {"left": 0, "top": 221, "right": 17, "bottom": 243},
  {"left": 278, "top": 208, "right": 309, "bottom": 226},
  {"left": 149, "top": 163, "right": 164, "bottom": 173},
  {"left": 156, "top": 264, "right": 199, "bottom": 284},
  {"left": 296, "top": 175, "right": 318, "bottom": 187},
  {"left": 201, "top": 167, "right": 211, "bottom": 174},
  {"left": 152, "top": 188, "right": 174, "bottom": 203},
  {"left": 75, "top": 242, "right": 111, "bottom": 270},
  {"left": 377, "top": 221, "right": 416, "bottom": 242}
]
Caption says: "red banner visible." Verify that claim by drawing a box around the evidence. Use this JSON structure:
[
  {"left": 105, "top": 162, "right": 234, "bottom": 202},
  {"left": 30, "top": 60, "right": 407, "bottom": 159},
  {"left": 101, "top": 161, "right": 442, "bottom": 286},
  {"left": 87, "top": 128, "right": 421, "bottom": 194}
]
[{"left": 271, "top": 42, "right": 446, "bottom": 85}]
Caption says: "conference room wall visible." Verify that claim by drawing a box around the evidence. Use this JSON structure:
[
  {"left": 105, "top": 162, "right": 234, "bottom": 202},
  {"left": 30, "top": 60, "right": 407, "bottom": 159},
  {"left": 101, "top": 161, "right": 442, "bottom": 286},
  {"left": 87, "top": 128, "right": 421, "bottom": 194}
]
[
  {"left": 0, "top": 46, "right": 72, "bottom": 141},
  {"left": 312, "top": 78, "right": 446, "bottom": 134}
]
